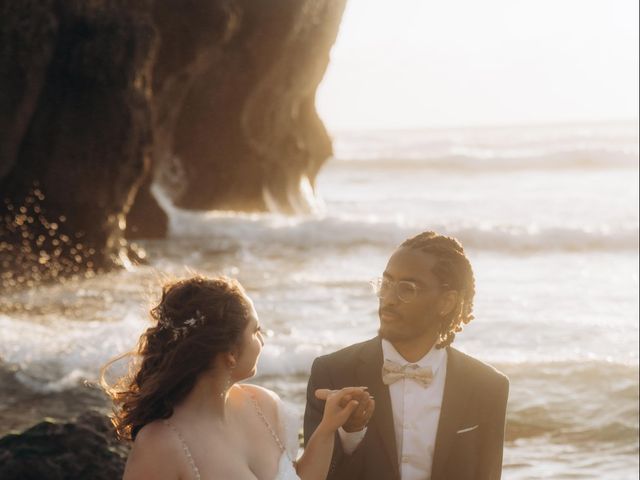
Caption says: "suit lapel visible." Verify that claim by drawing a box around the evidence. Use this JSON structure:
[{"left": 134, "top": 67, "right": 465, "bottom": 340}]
[
  {"left": 431, "top": 347, "right": 472, "bottom": 480},
  {"left": 355, "top": 337, "right": 399, "bottom": 476}
]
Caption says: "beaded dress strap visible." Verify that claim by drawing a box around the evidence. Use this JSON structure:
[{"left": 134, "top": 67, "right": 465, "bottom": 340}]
[
  {"left": 240, "top": 386, "right": 290, "bottom": 459},
  {"left": 163, "top": 419, "right": 201, "bottom": 480}
]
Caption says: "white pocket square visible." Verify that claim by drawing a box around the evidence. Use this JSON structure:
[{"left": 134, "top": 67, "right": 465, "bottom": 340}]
[{"left": 456, "top": 424, "right": 479, "bottom": 434}]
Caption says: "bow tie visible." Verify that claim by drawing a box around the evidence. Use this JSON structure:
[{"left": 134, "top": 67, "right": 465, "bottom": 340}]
[{"left": 381, "top": 359, "right": 433, "bottom": 387}]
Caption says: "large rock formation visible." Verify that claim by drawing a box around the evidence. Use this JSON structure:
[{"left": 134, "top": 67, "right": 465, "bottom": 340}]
[
  {"left": 160, "top": 0, "right": 345, "bottom": 213},
  {"left": 128, "top": 0, "right": 346, "bottom": 236},
  {"left": 0, "top": 0, "right": 347, "bottom": 282},
  {"left": 125, "top": 0, "right": 240, "bottom": 239},
  {"left": 0, "top": 0, "right": 155, "bottom": 285}
]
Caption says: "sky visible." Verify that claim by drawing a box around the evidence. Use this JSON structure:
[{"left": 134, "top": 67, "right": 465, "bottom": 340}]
[{"left": 316, "top": 0, "right": 640, "bottom": 130}]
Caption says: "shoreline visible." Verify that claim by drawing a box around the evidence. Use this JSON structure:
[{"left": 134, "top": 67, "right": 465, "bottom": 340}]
[{"left": 0, "top": 366, "right": 110, "bottom": 437}]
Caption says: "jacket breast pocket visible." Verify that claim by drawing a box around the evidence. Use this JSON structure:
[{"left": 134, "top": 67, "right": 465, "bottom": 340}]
[
  {"left": 451, "top": 424, "right": 480, "bottom": 472},
  {"left": 456, "top": 424, "right": 479, "bottom": 435},
  {"left": 454, "top": 424, "right": 481, "bottom": 463},
  {"left": 455, "top": 424, "right": 480, "bottom": 445}
]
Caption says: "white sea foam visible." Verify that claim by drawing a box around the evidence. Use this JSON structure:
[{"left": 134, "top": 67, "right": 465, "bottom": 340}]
[
  {"left": 2, "top": 290, "right": 638, "bottom": 392},
  {"left": 2, "top": 307, "right": 637, "bottom": 392},
  {"left": 160, "top": 209, "right": 638, "bottom": 253},
  {"left": 0, "top": 313, "right": 145, "bottom": 393}
]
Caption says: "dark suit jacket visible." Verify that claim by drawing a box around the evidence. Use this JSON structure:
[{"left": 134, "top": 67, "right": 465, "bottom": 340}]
[{"left": 304, "top": 336, "right": 509, "bottom": 480}]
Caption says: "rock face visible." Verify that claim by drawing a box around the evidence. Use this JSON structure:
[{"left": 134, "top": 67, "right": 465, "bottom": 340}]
[
  {"left": 128, "top": 0, "right": 347, "bottom": 236},
  {"left": 0, "top": 0, "right": 155, "bottom": 284},
  {"left": 0, "top": 411, "right": 128, "bottom": 480},
  {"left": 125, "top": 0, "right": 239, "bottom": 239},
  {"left": 1, "top": 0, "right": 347, "bottom": 280},
  {"left": 162, "top": 0, "right": 346, "bottom": 213}
]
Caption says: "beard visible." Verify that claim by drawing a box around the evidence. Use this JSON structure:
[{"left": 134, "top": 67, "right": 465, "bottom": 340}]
[
  {"left": 378, "top": 312, "right": 442, "bottom": 343},
  {"left": 378, "top": 325, "right": 414, "bottom": 342},
  {"left": 378, "top": 323, "right": 430, "bottom": 343}
]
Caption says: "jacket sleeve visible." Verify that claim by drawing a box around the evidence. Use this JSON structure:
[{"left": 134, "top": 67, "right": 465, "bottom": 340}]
[
  {"left": 304, "top": 357, "right": 366, "bottom": 480},
  {"left": 477, "top": 374, "right": 510, "bottom": 480},
  {"left": 304, "top": 357, "right": 330, "bottom": 446}
]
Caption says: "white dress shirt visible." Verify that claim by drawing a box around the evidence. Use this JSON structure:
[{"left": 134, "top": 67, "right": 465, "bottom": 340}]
[{"left": 339, "top": 339, "right": 447, "bottom": 480}]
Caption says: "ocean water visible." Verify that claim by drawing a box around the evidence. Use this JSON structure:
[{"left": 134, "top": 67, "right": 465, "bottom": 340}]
[{"left": 1, "top": 122, "right": 638, "bottom": 479}]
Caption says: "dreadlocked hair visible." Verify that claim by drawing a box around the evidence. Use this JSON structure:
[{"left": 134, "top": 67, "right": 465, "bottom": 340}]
[{"left": 400, "top": 231, "right": 476, "bottom": 349}]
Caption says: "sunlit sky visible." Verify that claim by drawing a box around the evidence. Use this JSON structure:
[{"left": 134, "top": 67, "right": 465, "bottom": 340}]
[{"left": 317, "top": 0, "right": 639, "bottom": 130}]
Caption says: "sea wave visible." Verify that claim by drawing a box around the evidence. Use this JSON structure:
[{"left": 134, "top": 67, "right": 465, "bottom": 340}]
[
  {"left": 2, "top": 328, "right": 637, "bottom": 448},
  {"left": 332, "top": 122, "right": 640, "bottom": 171},
  {"left": 166, "top": 211, "right": 639, "bottom": 253},
  {"left": 330, "top": 147, "right": 639, "bottom": 171},
  {"left": 3, "top": 306, "right": 638, "bottom": 392},
  {"left": 499, "top": 360, "right": 639, "bottom": 445},
  {"left": 0, "top": 313, "right": 142, "bottom": 394}
]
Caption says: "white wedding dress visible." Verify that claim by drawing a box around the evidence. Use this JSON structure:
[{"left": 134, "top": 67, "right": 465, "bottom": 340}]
[
  {"left": 272, "top": 397, "right": 302, "bottom": 480},
  {"left": 165, "top": 388, "right": 301, "bottom": 480}
]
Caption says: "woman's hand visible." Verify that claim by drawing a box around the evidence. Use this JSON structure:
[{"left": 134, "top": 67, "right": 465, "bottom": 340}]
[{"left": 314, "top": 387, "right": 375, "bottom": 434}]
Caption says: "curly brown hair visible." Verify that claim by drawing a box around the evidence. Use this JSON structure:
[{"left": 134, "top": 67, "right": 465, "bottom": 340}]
[
  {"left": 101, "top": 275, "right": 251, "bottom": 441},
  {"left": 400, "top": 231, "right": 476, "bottom": 349}
]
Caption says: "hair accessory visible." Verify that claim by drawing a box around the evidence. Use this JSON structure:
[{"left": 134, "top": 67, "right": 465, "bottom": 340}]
[{"left": 158, "top": 309, "right": 207, "bottom": 341}]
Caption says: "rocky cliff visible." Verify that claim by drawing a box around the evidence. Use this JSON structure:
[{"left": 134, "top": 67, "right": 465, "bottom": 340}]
[{"left": 0, "top": 0, "right": 347, "bottom": 285}]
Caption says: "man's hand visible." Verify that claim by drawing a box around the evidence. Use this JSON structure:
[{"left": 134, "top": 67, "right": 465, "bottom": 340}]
[
  {"left": 338, "top": 389, "right": 375, "bottom": 433},
  {"left": 313, "top": 387, "right": 375, "bottom": 433},
  {"left": 314, "top": 387, "right": 366, "bottom": 433}
]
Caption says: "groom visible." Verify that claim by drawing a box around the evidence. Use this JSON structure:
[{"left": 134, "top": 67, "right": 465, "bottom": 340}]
[{"left": 304, "top": 231, "right": 509, "bottom": 480}]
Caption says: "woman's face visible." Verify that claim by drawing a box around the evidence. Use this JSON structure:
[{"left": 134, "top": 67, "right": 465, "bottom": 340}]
[{"left": 232, "top": 295, "right": 265, "bottom": 381}]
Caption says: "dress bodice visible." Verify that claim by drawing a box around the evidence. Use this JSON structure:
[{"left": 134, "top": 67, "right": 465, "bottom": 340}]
[
  {"left": 165, "top": 387, "right": 302, "bottom": 480},
  {"left": 272, "top": 396, "right": 301, "bottom": 480}
]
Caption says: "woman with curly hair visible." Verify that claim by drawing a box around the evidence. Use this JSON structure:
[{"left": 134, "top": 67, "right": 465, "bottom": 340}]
[{"left": 102, "top": 275, "right": 373, "bottom": 480}]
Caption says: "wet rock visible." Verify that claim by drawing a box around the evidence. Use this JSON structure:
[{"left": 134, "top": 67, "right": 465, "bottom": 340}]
[
  {"left": 0, "top": 363, "right": 111, "bottom": 438},
  {"left": 0, "top": 410, "right": 128, "bottom": 480},
  {"left": 125, "top": 0, "right": 239, "bottom": 239},
  {"left": 124, "top": 174, "right": 168, "bottom": 239},
  {"left": 0, "top": 0, "right": 156, "bottom": 285}
]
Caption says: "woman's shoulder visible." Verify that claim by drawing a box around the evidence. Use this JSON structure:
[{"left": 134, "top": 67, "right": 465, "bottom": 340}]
[
  {"left": 236, "top": 383, "right": 281, "bottom": 418},
  {"left": 123, "top": 420, "right": 186, "bottom": 479},
  {"left": 238, "top": 383, "right": 280, "bottom": 400},
  {"left": 134, "top": 419, "right": 173, "bottom": 445}
]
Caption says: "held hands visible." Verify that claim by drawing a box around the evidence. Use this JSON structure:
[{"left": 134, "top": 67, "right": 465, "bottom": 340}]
[{"left": 315, "top": 387, "right": 375, "bottom": 434}]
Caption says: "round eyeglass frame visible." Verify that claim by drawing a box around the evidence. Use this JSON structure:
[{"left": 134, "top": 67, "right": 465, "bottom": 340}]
[{"left": 370, "top": 277, "right": 449, "bottom": 303}]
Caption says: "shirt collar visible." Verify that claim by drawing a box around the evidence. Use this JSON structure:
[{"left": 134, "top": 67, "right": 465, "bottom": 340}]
[{"left": 381, "top": 338, "right": 447, "bottom": 376}]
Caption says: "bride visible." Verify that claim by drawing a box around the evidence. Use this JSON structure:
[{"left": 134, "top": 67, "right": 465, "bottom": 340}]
[{"left": 102, "top": 275, "right": 374, "bottom": 480}]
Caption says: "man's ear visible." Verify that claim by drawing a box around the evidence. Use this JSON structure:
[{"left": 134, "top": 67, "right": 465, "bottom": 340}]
[{"left": 439, "top": 290, "right": 459, "bottom": 317}]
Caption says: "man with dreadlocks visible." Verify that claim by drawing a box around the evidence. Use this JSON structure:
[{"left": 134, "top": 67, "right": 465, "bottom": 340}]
[{"left": 304, "top": 231, "right": 509, "bottom": 480}]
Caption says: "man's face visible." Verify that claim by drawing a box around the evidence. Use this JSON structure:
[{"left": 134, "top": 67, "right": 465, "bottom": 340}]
[{"left": 378, "top": 247, "right": 445, "bottom": 342}]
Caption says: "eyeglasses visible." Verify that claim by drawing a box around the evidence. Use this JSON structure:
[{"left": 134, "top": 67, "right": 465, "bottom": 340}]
[{"left": 370, "top": 277, "right": 448, "bottom": 303}]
